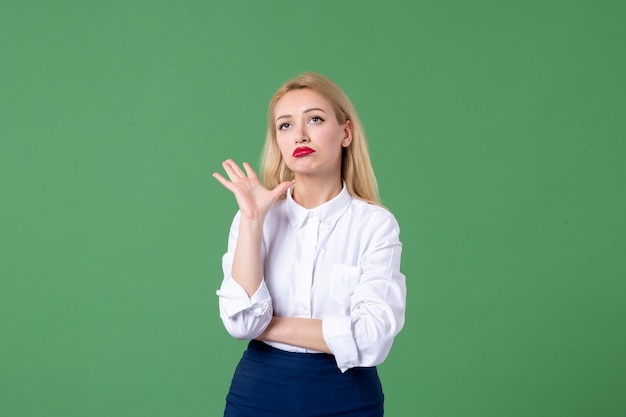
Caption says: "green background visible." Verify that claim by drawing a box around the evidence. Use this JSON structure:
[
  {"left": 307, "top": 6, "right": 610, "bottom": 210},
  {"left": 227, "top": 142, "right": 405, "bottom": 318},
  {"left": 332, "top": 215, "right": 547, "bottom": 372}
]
[{"left": 2, "top": 1, "right": 625, "bottom": 416}]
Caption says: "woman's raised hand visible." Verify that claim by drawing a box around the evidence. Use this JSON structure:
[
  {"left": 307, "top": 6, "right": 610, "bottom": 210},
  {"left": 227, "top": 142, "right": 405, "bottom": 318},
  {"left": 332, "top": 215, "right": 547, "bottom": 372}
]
[{"left": 213, "top": 159, "right": 292, "bottom": 220}]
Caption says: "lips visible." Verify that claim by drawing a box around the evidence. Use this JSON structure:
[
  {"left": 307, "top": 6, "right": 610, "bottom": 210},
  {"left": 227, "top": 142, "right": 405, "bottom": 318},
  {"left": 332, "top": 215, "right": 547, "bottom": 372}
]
[{"left": 292, "top": 146, "right": 315, "bottom": 158}]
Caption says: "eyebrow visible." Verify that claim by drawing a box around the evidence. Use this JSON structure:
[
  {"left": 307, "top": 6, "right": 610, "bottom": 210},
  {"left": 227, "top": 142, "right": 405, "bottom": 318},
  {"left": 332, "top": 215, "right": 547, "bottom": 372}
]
[{"left": 275, "top": 107, "right": 327, "bottom": 122}]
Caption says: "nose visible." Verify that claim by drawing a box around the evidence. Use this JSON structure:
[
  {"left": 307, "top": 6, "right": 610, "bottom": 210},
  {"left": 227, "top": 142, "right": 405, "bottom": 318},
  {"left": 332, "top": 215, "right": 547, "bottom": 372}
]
[{"left": 294, "top": 123, "right": 308, "bottom": 144}]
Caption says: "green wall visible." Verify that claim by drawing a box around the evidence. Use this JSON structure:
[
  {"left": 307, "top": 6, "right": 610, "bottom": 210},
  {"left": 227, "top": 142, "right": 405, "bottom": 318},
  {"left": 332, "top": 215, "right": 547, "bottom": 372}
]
[{"left": 2, "top": 1, "right": 624, "bottom": 416}]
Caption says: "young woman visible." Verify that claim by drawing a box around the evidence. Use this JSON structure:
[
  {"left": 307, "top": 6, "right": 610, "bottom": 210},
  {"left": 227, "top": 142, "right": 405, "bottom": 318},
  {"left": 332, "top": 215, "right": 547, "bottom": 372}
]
[{"left": 213, "top": 72, "right": 406, "bottom": 417}]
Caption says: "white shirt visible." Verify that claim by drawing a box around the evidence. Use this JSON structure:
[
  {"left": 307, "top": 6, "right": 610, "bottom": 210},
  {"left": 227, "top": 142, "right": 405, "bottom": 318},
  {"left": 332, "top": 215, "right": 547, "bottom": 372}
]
[{"left": 216, "top": 184, "right": 406, "bottom": 372}]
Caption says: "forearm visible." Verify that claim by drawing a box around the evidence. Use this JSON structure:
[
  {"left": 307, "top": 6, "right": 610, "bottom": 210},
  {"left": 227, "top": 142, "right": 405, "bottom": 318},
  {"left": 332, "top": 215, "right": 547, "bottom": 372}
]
[
  {"left": 257, "top": 317, "right": 331, "bottom": 354},
  {"left": 231, "top": 217, "right": 265, "bottom": 297}
]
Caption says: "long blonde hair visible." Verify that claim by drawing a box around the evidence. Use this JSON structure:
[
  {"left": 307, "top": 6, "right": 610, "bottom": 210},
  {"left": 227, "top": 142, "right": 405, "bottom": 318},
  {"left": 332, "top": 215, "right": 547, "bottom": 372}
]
[{"left": 260, "top": 72, "right": 380, "bottom": 205}]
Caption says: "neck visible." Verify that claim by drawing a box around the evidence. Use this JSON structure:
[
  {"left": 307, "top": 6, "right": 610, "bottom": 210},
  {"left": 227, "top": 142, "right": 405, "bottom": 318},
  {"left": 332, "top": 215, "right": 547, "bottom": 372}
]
[{"left": 291, "top": 175, "right": 343, "bottom": 209}]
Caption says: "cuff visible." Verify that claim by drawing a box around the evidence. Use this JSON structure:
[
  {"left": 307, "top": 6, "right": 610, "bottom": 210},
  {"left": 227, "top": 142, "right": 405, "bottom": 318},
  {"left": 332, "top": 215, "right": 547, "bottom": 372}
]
[
  {"left": 216, "top": 276, "right": 271, "bottom": 318},
  {"left": 322, "top": 315, "right": 359, "bottom": 372}
]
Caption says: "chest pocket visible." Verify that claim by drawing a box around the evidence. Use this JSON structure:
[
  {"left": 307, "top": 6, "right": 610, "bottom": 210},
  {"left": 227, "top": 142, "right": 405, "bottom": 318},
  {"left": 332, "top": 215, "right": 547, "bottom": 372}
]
[{"left": 329, "top": 264, "right": 362, "bottom": 307}]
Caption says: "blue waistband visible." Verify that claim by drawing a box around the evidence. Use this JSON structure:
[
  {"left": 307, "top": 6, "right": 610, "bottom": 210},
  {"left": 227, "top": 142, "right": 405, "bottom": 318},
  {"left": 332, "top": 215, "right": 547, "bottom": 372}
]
[{"left": 247, "top": 339, "right": 337, "bottom": 363}]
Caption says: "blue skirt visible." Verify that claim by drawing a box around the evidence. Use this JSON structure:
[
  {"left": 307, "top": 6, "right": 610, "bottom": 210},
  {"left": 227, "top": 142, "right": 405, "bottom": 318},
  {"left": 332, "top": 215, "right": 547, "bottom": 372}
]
[{"left": 224, "top": 340, "right": 384, "bottom": 417}]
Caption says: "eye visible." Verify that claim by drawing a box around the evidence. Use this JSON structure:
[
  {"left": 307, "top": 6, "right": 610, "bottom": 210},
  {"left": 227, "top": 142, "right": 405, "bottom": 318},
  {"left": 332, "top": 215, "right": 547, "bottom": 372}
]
[
  {"left": 278, "top": 122, "right": 291, "bottom": 130},
  {"left": 310, "top": 116, "right": 324, "bottom": 124}
]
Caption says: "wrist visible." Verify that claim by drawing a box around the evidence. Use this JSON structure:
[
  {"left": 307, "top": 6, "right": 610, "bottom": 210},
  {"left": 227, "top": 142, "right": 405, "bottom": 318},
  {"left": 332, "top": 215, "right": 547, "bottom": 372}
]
[
  {"left": 259, "top": 317, "right": 287, "bottom": 342},
  {"left": 239, "top": 216, "right": 265, "bottom": 231}
]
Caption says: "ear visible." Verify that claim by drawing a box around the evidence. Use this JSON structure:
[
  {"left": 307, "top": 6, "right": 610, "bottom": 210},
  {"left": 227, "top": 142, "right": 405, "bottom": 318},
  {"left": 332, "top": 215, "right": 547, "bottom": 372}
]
[{"left": 341, "top": 120, "right": 353, "bottom": 147}]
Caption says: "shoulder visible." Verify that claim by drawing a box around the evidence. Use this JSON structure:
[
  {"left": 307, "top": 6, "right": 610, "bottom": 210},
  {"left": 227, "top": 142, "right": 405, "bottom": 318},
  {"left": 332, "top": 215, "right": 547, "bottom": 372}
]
[
  {"left": 347, "top": 198, "right": 401, "bottom": 232},
  {"left": 350, "top": 198, "right": 398, "bottom": 221}
]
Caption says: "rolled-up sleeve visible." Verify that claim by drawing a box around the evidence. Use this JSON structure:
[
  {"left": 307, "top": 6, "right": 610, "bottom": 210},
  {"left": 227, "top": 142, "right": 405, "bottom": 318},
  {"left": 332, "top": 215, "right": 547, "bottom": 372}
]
[
  {"left": 322, "top": 212, "right": 406, "bottom": 372},
  {"left": 216, "top": 211, "right": 273, "bottom": 339}
]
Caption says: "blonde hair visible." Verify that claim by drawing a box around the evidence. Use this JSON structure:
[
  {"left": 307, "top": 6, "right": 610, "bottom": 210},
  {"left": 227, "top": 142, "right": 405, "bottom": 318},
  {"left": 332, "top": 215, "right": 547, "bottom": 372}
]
[{"left": 260, "top": 72, "right": 380, "bottom": 205}]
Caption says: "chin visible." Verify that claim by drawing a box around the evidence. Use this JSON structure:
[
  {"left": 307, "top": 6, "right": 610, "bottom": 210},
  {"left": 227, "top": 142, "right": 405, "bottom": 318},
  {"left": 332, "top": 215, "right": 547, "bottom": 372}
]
[{"left": 286, "top": 160, "right": 315, "bottom": 173}]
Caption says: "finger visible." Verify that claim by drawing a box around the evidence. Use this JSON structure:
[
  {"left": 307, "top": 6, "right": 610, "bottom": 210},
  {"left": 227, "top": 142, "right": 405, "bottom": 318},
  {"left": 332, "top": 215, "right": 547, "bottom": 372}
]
[
  {"left": 220, "top": 160, "right": 236, "bottom": 180},
  {"left": 242, "top": 162, "right": 259, "bottom": 180},
  {"left": 269, "top": 180, "right": 293, "bottom": 201},
  {"left": 223, "top": 159, "right": 246, "bottom": 178},
  {"left": 220, "top": 160, "right": 240, "bottom": 181},
  {"left": 212, "top": 172, "right": 236, "bottom": 192}
]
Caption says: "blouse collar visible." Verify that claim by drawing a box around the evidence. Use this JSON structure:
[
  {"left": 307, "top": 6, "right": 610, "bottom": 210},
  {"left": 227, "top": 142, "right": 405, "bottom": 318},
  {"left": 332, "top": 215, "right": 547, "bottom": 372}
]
[{"left": 286, "top": 182, "right": 352, "bottom": 230}]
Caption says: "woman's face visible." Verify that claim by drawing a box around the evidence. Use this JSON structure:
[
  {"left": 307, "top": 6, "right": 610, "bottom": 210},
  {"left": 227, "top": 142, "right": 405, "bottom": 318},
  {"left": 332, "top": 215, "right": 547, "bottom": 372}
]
[{"left": 274, "top": 89, "right": 352, "bottom": 179}]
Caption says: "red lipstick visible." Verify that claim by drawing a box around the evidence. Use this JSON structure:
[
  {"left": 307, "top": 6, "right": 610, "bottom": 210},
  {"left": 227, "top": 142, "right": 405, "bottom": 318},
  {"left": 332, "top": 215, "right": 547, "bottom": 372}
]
[{"left": 293, "top": 146, "right": 315, "bottom": 158}]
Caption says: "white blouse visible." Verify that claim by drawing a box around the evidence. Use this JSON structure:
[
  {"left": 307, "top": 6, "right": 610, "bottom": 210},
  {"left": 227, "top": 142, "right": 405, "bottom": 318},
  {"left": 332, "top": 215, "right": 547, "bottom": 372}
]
[{"left": 216, "top": 184, "right": 406, "bottom": 372}]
